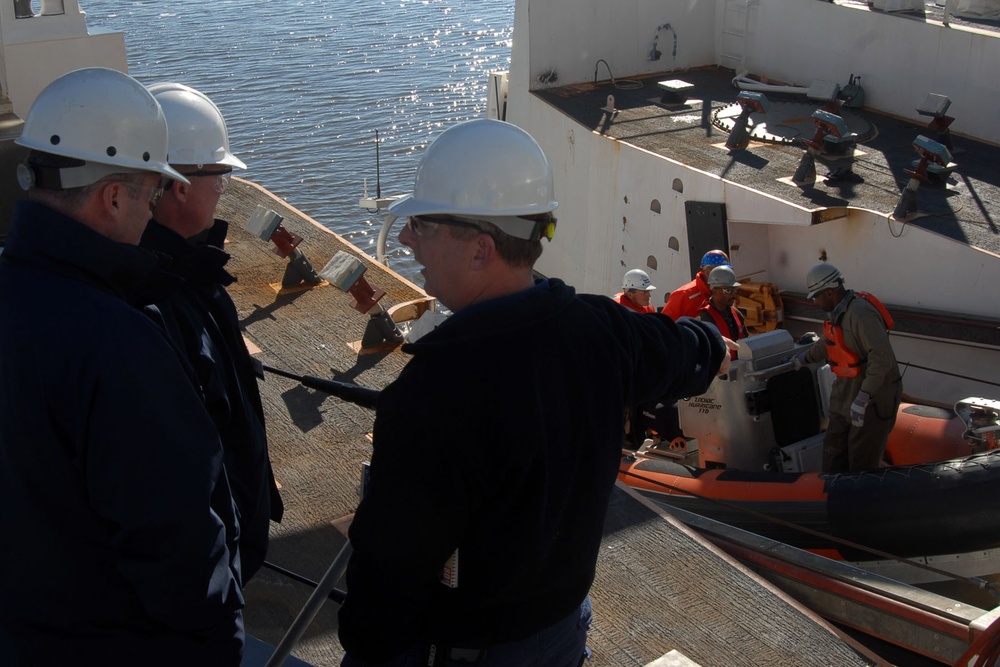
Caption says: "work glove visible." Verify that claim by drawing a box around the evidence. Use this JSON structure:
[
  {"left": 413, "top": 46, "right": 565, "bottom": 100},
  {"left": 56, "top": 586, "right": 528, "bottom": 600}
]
[
  {"left": 851, "top": 391, "right": 871, "bottom": 428},
  {"left": 790, "top": 350, "right": 808, "bottom": 371}
]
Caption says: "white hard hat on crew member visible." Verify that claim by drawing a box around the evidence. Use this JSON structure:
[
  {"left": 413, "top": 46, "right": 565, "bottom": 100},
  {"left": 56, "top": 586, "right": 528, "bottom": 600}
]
[
  {"left": 707, "top": 265, "right": 741, "bottom": 289},
  {"left": 147, "top": 82, "right": 247, "bottom": 170},
  {"left": 806, "top": 263, "right": 844, "bottom": 299},
  {"left": 389, "top": 118, "right": 558, "bottom": 242},
  {"left": 16, "top": 67, "right": 188, "bottom": 191},
  {"left": 622, "top": 269, "right": 655, "bottom": 292}
]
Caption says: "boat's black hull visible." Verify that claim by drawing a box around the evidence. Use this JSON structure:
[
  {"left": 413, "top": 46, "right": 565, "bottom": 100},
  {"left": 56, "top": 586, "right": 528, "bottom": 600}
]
[{"left": 622, "top": 449, "right": 1000, "bottom": 560}]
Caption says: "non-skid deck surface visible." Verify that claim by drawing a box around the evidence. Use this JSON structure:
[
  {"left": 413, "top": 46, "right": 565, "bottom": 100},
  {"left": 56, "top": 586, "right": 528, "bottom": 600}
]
[
  {"left": 219, "top": 179, "right": 876, "bottom": 666},
  {"left": 220, "top": 178, "right": 422, "bottom": 666},
  {"left": 593, "top": 486, "right": 874, "bottom": 666}
]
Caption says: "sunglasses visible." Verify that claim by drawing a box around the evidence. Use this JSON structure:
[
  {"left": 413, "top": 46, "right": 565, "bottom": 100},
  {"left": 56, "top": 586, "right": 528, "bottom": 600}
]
[
  {"left": 810, "top": 288, "right": 836, "bottom": 301},
  {"left": 406, "top": 215, "right": 486, "bottom": 238},
  {"left": 715, "top": 287, "right": 738, "bottom": 295},
  {"left": 178, "top": 166, "right": 233, "bottom": 195},
  {"left": 117, "top": 178, "right": 166, "bottom": 210}
]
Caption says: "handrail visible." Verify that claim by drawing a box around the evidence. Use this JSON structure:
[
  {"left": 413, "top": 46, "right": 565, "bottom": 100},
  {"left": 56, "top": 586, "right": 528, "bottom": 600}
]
[{"left": 375, "top": 212, "right": 398, "bottom": 267}]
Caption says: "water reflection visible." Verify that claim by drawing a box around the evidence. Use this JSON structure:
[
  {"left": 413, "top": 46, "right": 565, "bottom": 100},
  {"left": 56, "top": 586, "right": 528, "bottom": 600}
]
[{"left": 84, "top": 0, "right": 513, "bottom": 284}]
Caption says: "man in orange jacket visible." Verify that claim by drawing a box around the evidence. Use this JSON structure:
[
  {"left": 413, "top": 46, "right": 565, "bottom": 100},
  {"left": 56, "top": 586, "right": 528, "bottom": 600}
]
[{"left": 662, "top": 249, "right": 729, "bottom": 320}]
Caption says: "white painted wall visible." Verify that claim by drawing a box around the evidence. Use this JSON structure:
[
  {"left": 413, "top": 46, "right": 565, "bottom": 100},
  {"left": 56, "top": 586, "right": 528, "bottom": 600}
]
[
  {"left": 523, "top": 97, "right": 732, "bottom": 298},
  {"left": 733, "top": 209, "right": 1000, "bottom": 318},
  {"left": 743, "top": 0, "right": 1000, "bottom": 145},
  {"left": 523, "top": 0, "right": 717, "bottom": 90},
  {"left": 1, "top": 0, "right": 89, "bottom": 43},
  {"left": 517, "top": 0, "right": 1000, "bottom": 144},
  {"left": 4, "top": 34, "right": 127, "bottom": 118},
  {"left": 0, "top": 1, "right": 127, "bottom": 117}
]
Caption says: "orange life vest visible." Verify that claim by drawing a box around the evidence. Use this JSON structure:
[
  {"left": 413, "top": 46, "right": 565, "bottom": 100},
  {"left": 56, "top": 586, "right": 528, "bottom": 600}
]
[
  {"left": 823, "top": 292, "right": 894, "bottom": 378},
  {"left": 699, "top": 303, "right": 746, "bottom": 359}
]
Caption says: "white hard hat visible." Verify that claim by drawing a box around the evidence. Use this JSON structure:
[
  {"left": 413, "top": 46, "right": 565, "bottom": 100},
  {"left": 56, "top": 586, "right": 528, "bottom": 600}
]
[
  {"left": 16, "top": 67, "right": 188, "bottom": 188},
  {"left": 389, "top": 119, "right": 558, "bottom": 240},
  {"left": 806, "top": 263, "right": 843, "bottom": 299},
  {"left": 147, "top": 82, "right": 246, "bottom": 169},
  {"left": 623, "top": 269, "right": 656, "bottom": 291},
  {"left": 707, "top": 265, "right": 741, "bottom": 288}
]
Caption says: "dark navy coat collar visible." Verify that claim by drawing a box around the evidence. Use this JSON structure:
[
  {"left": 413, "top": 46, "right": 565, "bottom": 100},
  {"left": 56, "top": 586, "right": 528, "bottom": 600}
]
[
  {"left": 5, "top": 200, "right": 179, "bottom": 306},
  {"left": 141, "top": 218, "right": 235, "bottom": 288}
]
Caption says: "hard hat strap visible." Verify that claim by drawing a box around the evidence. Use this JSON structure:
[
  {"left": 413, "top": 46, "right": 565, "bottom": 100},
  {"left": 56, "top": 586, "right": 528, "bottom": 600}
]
[
  {"left": 420, "top": 213, "right": 556, "bottom": 242},
  {"left": 18, "top": 160, "right": 146, "bottom": 191}
]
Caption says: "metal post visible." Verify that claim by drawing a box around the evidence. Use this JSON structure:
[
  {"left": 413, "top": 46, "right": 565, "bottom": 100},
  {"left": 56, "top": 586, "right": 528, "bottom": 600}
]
[{"left": 264, "top": 541, "right": 355, "bottom": 667}]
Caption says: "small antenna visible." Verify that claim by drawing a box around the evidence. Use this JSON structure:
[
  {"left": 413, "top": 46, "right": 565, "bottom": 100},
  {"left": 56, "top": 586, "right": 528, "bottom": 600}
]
[
  {"left": 358, "top": 128, "right": 400, "bottom": 214},
  {"left": 375, "top": 129, "right": 381, "bottom": 199}
]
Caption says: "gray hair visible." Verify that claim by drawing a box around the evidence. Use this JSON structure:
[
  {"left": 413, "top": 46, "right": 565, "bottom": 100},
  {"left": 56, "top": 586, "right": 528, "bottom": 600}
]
[{"left": 449, "top": 212, "right": 555, "bottom": 268}]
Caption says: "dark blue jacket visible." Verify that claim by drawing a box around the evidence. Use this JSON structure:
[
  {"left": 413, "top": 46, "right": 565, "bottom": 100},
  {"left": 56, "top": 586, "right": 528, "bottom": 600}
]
[
  {"left": 0, "top": 202, "right": 244, "bottom": 666},
  {"left": 142, "top": 219, "right": 283, "bottom": 581},
  {"left": 339, "top": 278, "right": 724, "bottom": 661}
]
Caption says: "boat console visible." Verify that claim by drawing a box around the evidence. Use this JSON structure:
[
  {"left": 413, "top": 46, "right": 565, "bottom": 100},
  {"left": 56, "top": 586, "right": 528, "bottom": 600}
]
[
  {"left": 668, "top": 329, "right": 1000, "bottom": 474},
  {"left": 676, "top": 329, "right": 830, "bottom": 472}
]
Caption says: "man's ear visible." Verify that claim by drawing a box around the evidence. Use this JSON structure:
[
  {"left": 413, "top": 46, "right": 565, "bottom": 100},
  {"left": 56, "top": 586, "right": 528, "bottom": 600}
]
[
  {"left": 92, "top": 180, "right": 136, "bottom": 240},
  {"left": 168, "top": 180, "right": 189, "bottom": 203},
  {"left": 469, "top": 232, "right": 495, "bottom": 269},
  {"left": 101, "top": 179, "right": 127, "bottom": 219}
]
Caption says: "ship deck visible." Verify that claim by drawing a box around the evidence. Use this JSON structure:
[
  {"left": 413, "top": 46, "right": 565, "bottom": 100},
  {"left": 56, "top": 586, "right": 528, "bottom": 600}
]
[
  {"left": 535, "top": 62, "right": 1000, "bottom": 257},
  {"left": 218, "top": 179, "right": 881, "bottom": 666}
]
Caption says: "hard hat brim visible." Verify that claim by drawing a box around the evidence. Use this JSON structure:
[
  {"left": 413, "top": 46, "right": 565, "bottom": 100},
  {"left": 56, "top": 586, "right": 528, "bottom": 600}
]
[
  {"left": 389, "top": 194, "right": 558, "bottom": 241},
  {"left": 216, "top": 154, "right": 247, "bottom": 170},
  {"left": 389, "top": 193, "right": 558, "bottom": 219}
]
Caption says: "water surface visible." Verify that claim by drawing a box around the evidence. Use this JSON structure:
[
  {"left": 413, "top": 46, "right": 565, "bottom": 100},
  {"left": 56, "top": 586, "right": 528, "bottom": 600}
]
[{"left": 84, "top": 0, "right": 514, "bottom": 282}]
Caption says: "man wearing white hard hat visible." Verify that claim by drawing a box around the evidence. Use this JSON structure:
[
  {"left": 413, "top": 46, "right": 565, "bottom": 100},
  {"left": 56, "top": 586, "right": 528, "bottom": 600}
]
[
  {"left": 798, "top": 263, "right": 901, "bottom": 472},
  {"left": 0, "top": 68, "right": 243, "bottom": 665},
  {"left": 141, "top": 82, "right": 283, "bottom": 583},
  {"left": 338, "top": 118, "right": 731, "bottom": 667},
  {"left": 614, "top": 268, "right": 656, "bottom": 313}
]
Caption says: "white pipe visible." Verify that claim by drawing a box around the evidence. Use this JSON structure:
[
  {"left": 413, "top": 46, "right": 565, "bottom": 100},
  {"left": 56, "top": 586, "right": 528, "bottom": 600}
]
[{"left": 732, "top": 74, "right": 809, "bottom": 96}]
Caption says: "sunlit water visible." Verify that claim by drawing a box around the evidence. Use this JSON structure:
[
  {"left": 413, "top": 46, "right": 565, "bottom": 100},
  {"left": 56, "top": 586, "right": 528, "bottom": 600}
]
[{"left": 83, "top": 0, "right": 514, "bottom": 284}]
